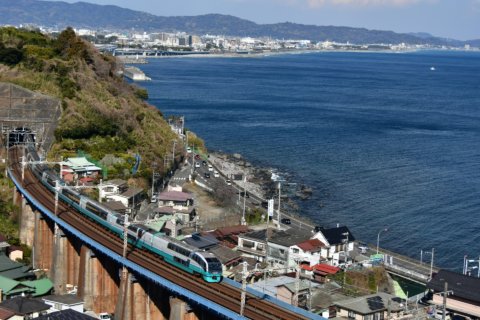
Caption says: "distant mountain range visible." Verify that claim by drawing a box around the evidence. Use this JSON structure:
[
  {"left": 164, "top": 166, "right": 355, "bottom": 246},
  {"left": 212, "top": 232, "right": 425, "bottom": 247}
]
[{"left": 0, "top": 0, "right": 478, "bottom": 46}]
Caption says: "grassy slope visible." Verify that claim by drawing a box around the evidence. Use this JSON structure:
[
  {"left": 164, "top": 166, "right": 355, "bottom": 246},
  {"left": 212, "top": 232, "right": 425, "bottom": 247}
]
[
  {"left": 0, "top": 27, "right": 207, "bottom": 179},
  {"left": 0, "top": 27, "right": 206, "bottom": 250}
]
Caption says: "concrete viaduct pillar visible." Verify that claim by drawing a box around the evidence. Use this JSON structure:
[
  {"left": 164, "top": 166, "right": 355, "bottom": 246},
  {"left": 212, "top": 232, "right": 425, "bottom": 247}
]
[
  {"left": 115, "top": 273, "right": 165, "bottom": 320},
  {"left": 51, "top": 232, "right": 81, "bottom": 294},
  {"left": 19, "top": 192, "right": 35, "bottom": 247},
  {"left": 33, "top": 212, "right": 54, "bottom": 275},
  {"left": 77, "top": 246, "right": 119, "bottom": 315}
]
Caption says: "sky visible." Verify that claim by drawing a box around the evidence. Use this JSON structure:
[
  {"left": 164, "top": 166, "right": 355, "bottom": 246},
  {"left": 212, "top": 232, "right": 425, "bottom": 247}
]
[{"left": 51, "top": 0, "right": 480, "bottom": 40}]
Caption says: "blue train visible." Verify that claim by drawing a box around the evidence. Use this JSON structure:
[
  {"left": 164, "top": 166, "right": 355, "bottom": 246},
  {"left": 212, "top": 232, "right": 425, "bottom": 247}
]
[{"left": 27, "top": 150, "right": 223, "bottom": 283}]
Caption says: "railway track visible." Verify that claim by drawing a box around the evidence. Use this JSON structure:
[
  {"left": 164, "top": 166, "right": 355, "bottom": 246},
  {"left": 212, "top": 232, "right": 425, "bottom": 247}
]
[{"left": 9, "top": 146, "right": 311, "bottom": 320}]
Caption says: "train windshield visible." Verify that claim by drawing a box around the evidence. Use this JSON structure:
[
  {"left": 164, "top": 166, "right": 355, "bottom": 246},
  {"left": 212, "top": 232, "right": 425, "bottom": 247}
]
[{"left": 206, "top": 258, "right": 223, "bottom": 273}]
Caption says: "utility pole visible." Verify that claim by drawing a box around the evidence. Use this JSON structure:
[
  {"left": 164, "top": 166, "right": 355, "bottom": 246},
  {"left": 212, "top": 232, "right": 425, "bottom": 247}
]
[
  {"left": 172, "top": 140, "right": 176, "bottom": 165},
  {"left": 442, "top": 282, "right": 447, "bottom": 320},
  {"left": 293, "top": 265, "right": 300, "bottom": 307},
  {"left": 277, "top": 182, "right": 281, "bottom": 229},
  {"left": 241, "top": 173, "right": 247, "bottom": 225},
  {"left": 240, "top": 261, "right": 248, "bottom": 316},
  {"left": 122, "top": 213, "right": 129, "bottom": 280},
  {"left": 430, "top": 248, "right": 435, "bottom": 281}
]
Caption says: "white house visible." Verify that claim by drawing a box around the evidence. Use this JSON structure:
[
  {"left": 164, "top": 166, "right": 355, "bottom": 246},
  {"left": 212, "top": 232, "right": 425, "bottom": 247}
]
[
  {"left": 42, "top": 295, "right": 84, "bottom": 313},
  {"left": 311, "top": 226, "right": 355, "bottom": 266},
  {"left": 98, "top": 179, "right": 128, "bottom": 200},
  {"left": 290, "top": 238, "right": 325, "bottom": 267}
]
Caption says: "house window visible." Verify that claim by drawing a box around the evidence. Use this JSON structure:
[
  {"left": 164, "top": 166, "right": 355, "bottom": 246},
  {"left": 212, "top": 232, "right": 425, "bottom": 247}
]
[
  {"left": 279, "top": 249, "right": 285, "bottom": 254},
  {"left": 293, "top": 248, "right": 299, "bottom": 253},
  {"left": 373, "top": 313, "right": 384, "bottom": 320},
  {"left": 348, "top": 310, "right": 356, "bottom": 319},
  {"left": 243, "top": 240, "right": 254, "bottom": 248}
]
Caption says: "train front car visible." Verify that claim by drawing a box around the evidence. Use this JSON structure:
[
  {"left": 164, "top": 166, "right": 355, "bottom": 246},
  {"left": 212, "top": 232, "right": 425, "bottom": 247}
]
[{"left": 198, "top": 252, "right": 223, "bottom": 283}]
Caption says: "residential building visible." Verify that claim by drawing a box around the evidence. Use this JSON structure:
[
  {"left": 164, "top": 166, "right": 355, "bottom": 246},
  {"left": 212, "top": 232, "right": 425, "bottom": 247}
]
[
  {"left": 42, "top": 295, "right": 84, "bottom": 313},
  {"left": 61, "top": 157, "right": 102, "bottom": 183},
  {"left": 0, "top": 296, "right": 50, "bottom": 319},
  {"left": 106, "top": 187, "right": 144, "bottom": 214},
  {"left": 301, "top": 263, "right": 340, "bottom": 283},
  {"left": 237, "top": 229, "right": 269, "bottom": 262},
  {"left": 312, "top": 226, "right": 355, "bottom": 266},
  {"left": 334, "top": 292, "right": 405, "bottom": 319},
  {"left": 0, "top": 276, "right": 53, "bottom": 300},
  {"left": 267, "top": 229, "right": 311, "bottom": 272},
  {"left": 290, "top": 238, "right": 325, "bottom": 267},
  {"left": 0, "top": 253, "right": 35, "bottom": 281},
  {"left": 98, "top": 179, "right": 128, "bottom": 200},
  {"left": 427, "top": 269, "right": 480, "bottom": 318},
  {"left": 249, "top": 276, "right": 319, "bottom": 307},
  {"left": 36, "top": 309, "right": 96, "bottom": 319}
]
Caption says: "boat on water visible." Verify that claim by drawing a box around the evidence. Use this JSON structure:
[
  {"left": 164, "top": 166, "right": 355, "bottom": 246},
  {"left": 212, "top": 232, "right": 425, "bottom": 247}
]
[{"left": 430, "top": 66, "right": 436, "bottom": 71}]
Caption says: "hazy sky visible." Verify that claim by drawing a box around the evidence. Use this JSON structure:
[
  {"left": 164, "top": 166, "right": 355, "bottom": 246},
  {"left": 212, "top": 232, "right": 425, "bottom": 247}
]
[{"left": 52, "top": 0, "right": 480, "bottom": 40}]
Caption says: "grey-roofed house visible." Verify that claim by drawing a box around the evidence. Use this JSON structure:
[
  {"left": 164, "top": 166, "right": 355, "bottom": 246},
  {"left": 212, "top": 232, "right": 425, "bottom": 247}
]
[
  {"left": 156, "top": 191, "right": 195, "bottom": 223},
  {"left": 209, "top": 245, "right": 243, "bottom": 276},
  {"left": 106, "top": 187, "right": 145, "bottom": 213},
  {"left": 426, "top": 269, "right": 480, "bottom": 318},
  {"left": 184, "top": 233, "right": 219, "bottom": 250},
  {"left": 267, "top": 228, "right": 312, "bottom": 272},
  {"left": 0, "top": 296, "right": 50, "bottom": 319},
  {"left": 36, "top": 308, "right": 96, "bottom": 320},
  {"left": 249, "top": 275, "right": 319, "bottom": 307},
  {"left": 237, "top": 229, "right": 269, "bottom": 261},
  {"left": 312, "top": 226, "right": 355, "bottom": 266},
  {"left": 102, "top": 200, "right": 128, "bottom": 214},
  {"left": 334, "top": 292, "right": 404, "bottom": 319}
]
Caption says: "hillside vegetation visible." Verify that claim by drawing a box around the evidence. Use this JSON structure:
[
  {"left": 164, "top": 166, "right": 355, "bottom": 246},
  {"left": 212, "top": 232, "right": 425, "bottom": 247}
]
[{"left": 0, "top": 27, "right": 205, "bottom": 181}]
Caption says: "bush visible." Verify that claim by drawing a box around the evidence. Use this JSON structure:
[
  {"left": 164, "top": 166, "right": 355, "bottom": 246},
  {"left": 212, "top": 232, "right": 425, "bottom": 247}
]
[{"left": 0, "top": 46, "right": 24, "bottom": 66}]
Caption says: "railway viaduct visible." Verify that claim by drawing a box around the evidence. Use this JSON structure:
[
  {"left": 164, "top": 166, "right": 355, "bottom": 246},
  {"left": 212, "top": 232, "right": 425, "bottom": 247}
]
[
  {"left": 2, "top": 83, "right": 321, "bottom": 320},
  {"left": 0, "top": 83, "right": 212, "bottom": 319}
]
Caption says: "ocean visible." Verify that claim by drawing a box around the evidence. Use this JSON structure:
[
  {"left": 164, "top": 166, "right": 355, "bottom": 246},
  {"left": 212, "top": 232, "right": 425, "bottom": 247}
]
[{"left": 140, "top": 50, "right": 480, "bottom": 271}]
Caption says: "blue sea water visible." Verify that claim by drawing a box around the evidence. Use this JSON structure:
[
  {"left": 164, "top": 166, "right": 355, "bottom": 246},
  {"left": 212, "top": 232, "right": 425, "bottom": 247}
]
[{"left": 140, "top": 51, "right": 480, "bottom": 271}]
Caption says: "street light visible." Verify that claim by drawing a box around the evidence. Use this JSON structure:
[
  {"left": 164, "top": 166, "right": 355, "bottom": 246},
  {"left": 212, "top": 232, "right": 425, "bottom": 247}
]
[{"left": 376, "top": 227, "right": 388, "bottom": 254}]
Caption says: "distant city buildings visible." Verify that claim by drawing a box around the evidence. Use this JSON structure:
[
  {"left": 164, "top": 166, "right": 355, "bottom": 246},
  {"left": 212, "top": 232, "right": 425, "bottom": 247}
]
[{"left": 4, "top": 23, "right": 477, "bottom": 55}]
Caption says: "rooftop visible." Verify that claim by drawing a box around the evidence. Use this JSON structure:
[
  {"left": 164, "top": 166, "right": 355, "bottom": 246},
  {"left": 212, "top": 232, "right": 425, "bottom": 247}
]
[
  {"left": 158, "top": 191, "right": 193, "bottom": 202},
  {"left": 269, "top": 228, "right": 311, "bottom": 247},
  {"left": 36, "top": 309, "right": 97, "bottom": 320},
  {"left": 296, "top": 239, "right": 325, "bottom": 252},
  {"left": 427, "top": 269, "right": 480, "bottom": 303},
  {"left": 335, "top": 292, "right": 404, "bottom": 315},
  {"left": 0, "top": 296, "right": 50, "bottom": 315},
  {"left": 318, "top": 226, "right": 355, "bottom": 246},
  {"left": 42, "top": 294, "right": 83, "bottom": 305}
]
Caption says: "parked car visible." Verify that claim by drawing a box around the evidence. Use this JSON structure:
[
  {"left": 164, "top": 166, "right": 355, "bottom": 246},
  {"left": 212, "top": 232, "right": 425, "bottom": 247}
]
[
  {"left": 99, "top": 313, "right": 112, "bottom": 320},
  {"left": 238, "top": 191, "right": 250, "bottom": 198},
  {"left": 213, "top": 170, "right": 220, "bottom": 177},
  {"left": 195, "top": 162, "right": 200, "bottom": 168},
  {"left": 208, "top": 164, "right": 213, "bottom": 171},
  {"left": 226, "top": 179, "right": 231, "bottom": 185},
  {"left": 195, "top": 154, "right": 200, "bottom": 160},
  {"left": 186, "top": 147, "right": 192, "bottom": 153},
  {"left": 281, "top": 218, "right": 291, "bottom": 225},
  {"left": 204, "top": 172, "right": 210, "bottom": 178},
  {"left": 202, "top": 160, "right": 207, "bottom": 166}
]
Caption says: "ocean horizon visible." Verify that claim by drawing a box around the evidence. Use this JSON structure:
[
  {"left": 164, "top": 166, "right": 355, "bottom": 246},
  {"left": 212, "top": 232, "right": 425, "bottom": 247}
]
[{"left": 141, "top": 50, "right": 480, "bottom": 272}]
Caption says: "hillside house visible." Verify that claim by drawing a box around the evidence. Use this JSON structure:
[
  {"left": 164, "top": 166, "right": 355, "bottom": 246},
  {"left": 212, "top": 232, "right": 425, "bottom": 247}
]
[
  {"left": 267, "top": 229, "right": 311, "bottom": 272},
  {"left": 98, "top": 179, "right": 128, "bottom": 200},
  {"left": 334, "top": 292, "right": 405, "bottom": 319},
  {"left": 61, "top": 157, "right": 102, "bottom": 183}
]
